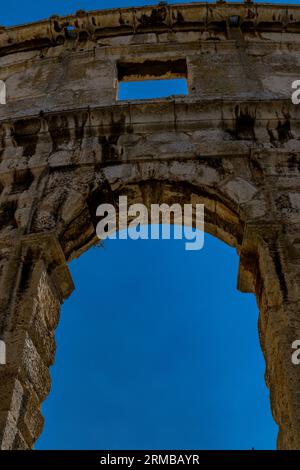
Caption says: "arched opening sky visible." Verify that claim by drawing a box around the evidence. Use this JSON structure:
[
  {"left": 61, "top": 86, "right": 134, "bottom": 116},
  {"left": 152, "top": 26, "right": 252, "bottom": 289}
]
[{"left": 36, "top": 232, "right": 277, "bottom": 450}]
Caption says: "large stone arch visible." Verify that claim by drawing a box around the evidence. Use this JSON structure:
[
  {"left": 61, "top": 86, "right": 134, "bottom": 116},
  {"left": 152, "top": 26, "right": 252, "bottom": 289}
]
[{"left": 0, "top": 2, "right": 300, "bottom": 450}]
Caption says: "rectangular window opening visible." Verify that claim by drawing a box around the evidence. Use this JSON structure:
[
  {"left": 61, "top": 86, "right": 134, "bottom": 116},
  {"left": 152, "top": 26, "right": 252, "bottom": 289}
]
[{"left": 117, "top": 59, "right": 188, "bottom": 101}]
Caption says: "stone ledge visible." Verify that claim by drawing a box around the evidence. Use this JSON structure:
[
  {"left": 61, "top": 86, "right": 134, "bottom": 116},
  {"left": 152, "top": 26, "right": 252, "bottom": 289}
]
[{"left": 1, "top": 3, "right": 300, "bottom": 55}]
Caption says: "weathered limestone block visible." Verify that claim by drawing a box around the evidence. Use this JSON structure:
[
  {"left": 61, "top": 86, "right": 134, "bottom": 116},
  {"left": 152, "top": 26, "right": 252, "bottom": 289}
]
[{"left": 0, "top": 237, "right": 73, "bottom": 449}]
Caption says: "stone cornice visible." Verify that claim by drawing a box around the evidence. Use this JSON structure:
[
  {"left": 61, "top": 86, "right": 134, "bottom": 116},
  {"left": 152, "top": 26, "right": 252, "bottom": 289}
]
[
  {"left": 1, "top": 3, "right": 300, "bottom": 55},
  {"left": 0, "top": 97, "right": 298, "bottom": 126}
]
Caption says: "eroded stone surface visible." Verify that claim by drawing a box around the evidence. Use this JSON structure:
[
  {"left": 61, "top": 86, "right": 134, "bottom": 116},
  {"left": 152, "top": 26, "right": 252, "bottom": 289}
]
[{"left": 0, "top": 2, "right": 300, "bottom": 450}]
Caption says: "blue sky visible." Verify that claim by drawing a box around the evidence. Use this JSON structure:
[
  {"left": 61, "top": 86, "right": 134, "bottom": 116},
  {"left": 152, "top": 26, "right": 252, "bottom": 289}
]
[
  {"left": 36, "top": 235, "right": 277, "bottom": 450},
  {"left": 2, "top": 0, "right": 287, "bottom": 450}
]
